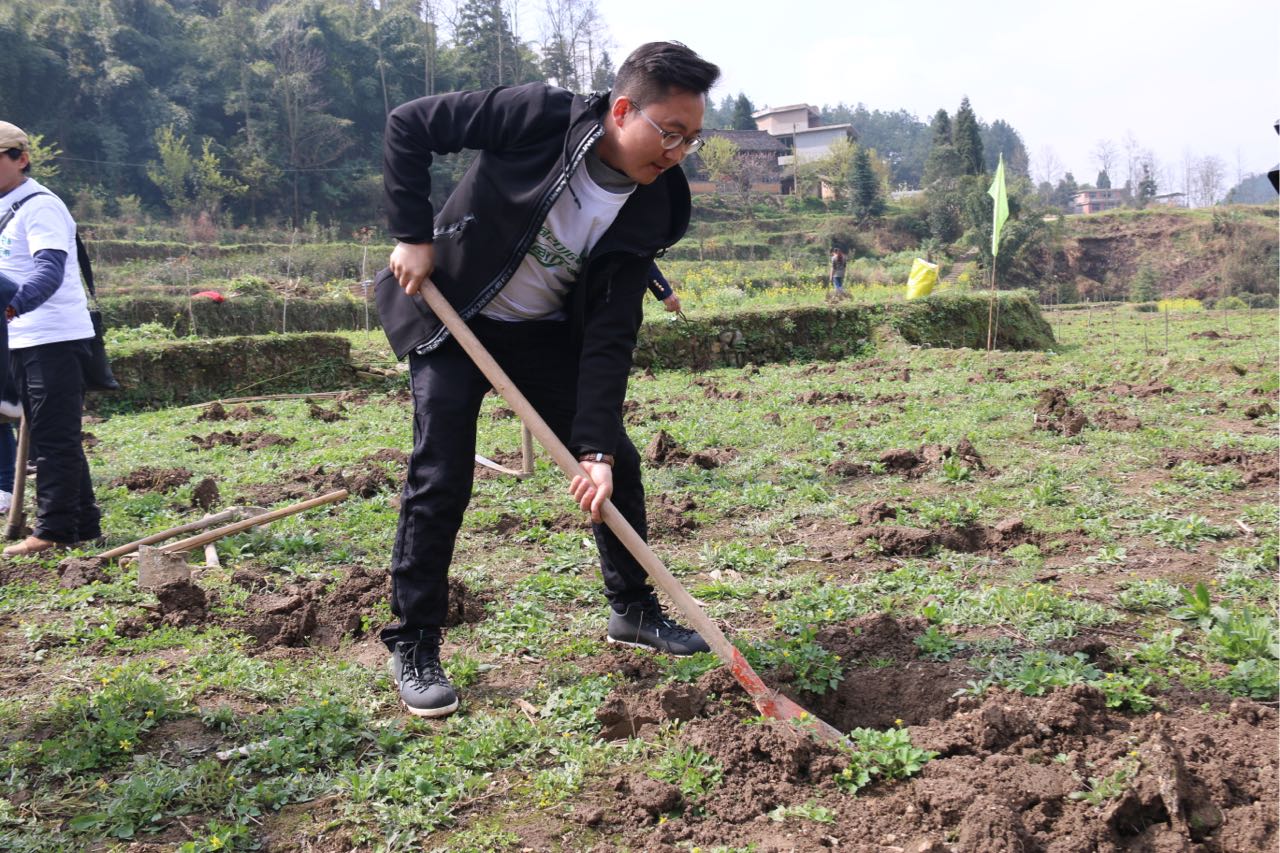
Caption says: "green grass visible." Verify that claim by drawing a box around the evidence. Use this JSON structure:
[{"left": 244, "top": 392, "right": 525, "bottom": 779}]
[{"left": 0, "top": 305, "right": 1275, "bottom": 848}]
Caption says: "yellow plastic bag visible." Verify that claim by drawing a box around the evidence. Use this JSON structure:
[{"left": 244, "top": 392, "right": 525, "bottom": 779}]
[{"left": 905, "top": 258, "right": 938, "bottom": 300}]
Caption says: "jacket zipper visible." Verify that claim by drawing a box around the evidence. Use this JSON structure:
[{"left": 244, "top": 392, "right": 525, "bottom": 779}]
[{"left": 470, "top": 122, "right": 604, "bottom": 316}]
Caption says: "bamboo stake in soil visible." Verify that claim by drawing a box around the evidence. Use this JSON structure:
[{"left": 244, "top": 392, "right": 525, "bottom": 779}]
[{"left": 417, "top": 280, "right": 845, "bottom": 743}]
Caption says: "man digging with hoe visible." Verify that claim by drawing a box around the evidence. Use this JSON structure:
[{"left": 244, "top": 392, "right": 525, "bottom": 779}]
[{"left": 377, "top": 43, "right": 721, "bottom": 718}]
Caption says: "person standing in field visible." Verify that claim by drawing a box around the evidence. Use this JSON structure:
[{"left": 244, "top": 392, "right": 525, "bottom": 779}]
[
  {"left": 376, "top": 42, "right": 721, "bottom": 718},
  {"left": 0, "top": 121, "right": 101, "bottom": 556},
  {"left": 829, "top": 246, "right": 847, "bottom": 295}
]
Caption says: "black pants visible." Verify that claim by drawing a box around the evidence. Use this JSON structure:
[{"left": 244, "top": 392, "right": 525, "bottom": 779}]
[
  {"left": 11, "top": 339, "right": 100, "bottom": 543},
  {"left": 380, "top": 317, "right": 652, "bottom": 649}
]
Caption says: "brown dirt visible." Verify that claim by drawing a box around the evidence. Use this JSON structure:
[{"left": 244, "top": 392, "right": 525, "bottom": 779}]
[
  {"left": 1243, "top": 402, "right": 1275, "bottom": 419},
  {"left": 191, "top": 477, "right": 220, "bottom": 510},
  {"left": 1034, "top": 388, "right": 1089, "bottom": 436},
  {"left": 188, "top": 431, "right": 296, "bottom": 451},
  {"left": 56, "top": 557, "right": 109, "bottom": 588},
  {"left": 1163, "top": 448, "right": 1278, "bottom": 485},
  {"left": 847, "top": 517, "right": 1035, "bottom": 557},
  {"left": 307, "top": 401, "right": 346, "bottom": 422},
  {"left": 235, "top": 463, "right": 397, "bottom": 505},
  {"left": 123, "top": 568, "right": 486, "bottom": 652},
  {"left": 796, "top": 390, "right": 859, "bottom": 405},
  {"left": 198, "top": 402, "right": 271, "bottom": 421},
  {"left": 643, "top": 430, "right": 738, "bottom": 469},
  {"left": 649, "top": 492, "right": 700, "bottom": 538},
  {"left": 1093, "top": 409, "right": 1144, "bottom": 431},
  {"left": 867, "top": 439, "right": 987, "bottom": 479},
  {"left": 110, "top": 466, "right": 193, "bottom": 493},
  {"left": 584, "top": 615, "right": 1277, "bottom": 853}
]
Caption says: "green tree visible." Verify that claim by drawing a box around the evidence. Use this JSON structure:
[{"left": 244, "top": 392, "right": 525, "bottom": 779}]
[
  {"left": 1129, "top": 266, "right": 1157, "bottom": 302},
  {"left": 24, "top": 131, "right": 63, "bottom": 184},
  {"left": 146, "top": 125, "right": 196, "bottom": 217},
  {"left": 981, "top": 119, "right": 1029, "bottom": 177},
  {"left": 1052, "top": 172, "right": 1079, "bottom": 212},
  {"left": 923, "top": 108, "right": 962, "bottom": 186},
  {"left": 1096, "top": 169, "right": 1111, "bottom": 189},
  {"left": 1137, "top": 165, "right": 1157, "bottom": 206},
  {"left": 699, "top": 136, "right": 740, "bottom": 187},
  {"left": 730, "top": 93, "right": 755, "bottom": 130},
  {"left": 850, "top": 145, "right": 885, "bottom": 220},
  {"left": 953, "top": 96, "right": 984, "bottom": 176},
  {"left": 193, "top": 139, "right": 247, "bottom": 222}
]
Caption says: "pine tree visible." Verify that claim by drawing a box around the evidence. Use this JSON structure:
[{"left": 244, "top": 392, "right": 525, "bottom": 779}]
[
  {"left": 1096, "top": 169, "right": 1111, "bottom": 189},
  {"left": 730, "top": 93, "right": 756, "bottom": 130},
  {"left": 850, "top": 145, "right": 885, "bottom": 220},
  {"left": 953, "top": 96, "right": 984, "bottom": 176},
  {"left": 923, "top": 108, "right": 961, "bottom": 186}
]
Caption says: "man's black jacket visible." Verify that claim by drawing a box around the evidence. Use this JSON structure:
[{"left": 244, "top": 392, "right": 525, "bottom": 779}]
[{"left": 377, "top": 82, "right": 691, "bottom": 458}]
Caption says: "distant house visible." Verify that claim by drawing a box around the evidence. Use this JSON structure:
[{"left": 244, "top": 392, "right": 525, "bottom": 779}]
[
  {"left": 685, "top": 129, "right": 789, "bottom": 195},
  {"left": 1149, "top": 192, "right": 1186, "bottom": 208},
  {"left": 1072, "top": 187, "right": 1124, "bottom": 214},
  {"left": 750, "top": 103, "right": 858, "bottom": 195}
]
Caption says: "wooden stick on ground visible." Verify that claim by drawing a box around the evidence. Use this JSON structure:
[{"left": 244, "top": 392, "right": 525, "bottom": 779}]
[
  {"left": 5, "top": 416, "right": 30, "bottom": 541},
  {"left": 161, "top": 490, "right": 348, "bottom": 554},
  {"left": 97, "top": 506, "right": 268, "bottom": 561}
]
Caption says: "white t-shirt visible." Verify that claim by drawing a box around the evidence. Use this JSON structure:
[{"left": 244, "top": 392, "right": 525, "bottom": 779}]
[
  {"left": 481, "top": 158, "right": 635, "bottom": 322},
  {"left": 0, "top": 177, "right": 94, "bottom": 348}
]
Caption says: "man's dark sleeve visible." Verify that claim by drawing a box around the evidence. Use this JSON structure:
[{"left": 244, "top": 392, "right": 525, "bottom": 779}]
[
  {"left": 570, "top": 262, "right": 649, "bottom": 457},
  {"left": 383, "top": 82, "right": 567, "bottom": 243},
  {"left": 646, "top": 262, "right": 672, "bottom": 301},
  {"left": 9, "top": 249, "right": 66, "bottom": 315}
]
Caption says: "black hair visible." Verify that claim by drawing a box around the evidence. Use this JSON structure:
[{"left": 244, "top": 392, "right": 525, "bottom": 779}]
[
  {"left": 3, "top": 148, "right": 30, "bottom": 174},
  {"left": 611, "top": 42, "right": 720, "bottom": 108}
]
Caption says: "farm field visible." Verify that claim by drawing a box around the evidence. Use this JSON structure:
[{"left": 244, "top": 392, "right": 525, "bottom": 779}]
[{"left": 0, "top": 306, "right": 1276, "bottom": 852}]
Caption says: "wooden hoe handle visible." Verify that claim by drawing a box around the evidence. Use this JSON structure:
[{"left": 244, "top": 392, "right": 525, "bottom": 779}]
[{"left": 417, "top": 281, "right": 841, "bottom": 741}]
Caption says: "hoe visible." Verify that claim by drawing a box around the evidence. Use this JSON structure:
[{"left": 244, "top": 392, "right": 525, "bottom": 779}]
[{"left": 419, "top": 280, "right": 845, "bottom": 743}]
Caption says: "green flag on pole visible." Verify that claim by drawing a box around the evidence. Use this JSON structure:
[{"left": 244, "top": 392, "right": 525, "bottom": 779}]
[{"left": 988, "top": 153, "right": 1009, "bottom": 257}]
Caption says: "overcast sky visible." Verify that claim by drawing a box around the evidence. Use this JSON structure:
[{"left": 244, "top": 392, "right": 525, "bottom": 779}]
[{"left": 589, "top": 0, "right": 1279, "bottom": 191}]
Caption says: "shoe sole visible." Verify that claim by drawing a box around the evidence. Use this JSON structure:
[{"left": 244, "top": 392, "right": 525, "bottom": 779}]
[
  {"left": 389, "top": 658, "right": 460, "bottom": 718},
  {"left": 607, "top": 635, "right": 707, "bottom": 656}
]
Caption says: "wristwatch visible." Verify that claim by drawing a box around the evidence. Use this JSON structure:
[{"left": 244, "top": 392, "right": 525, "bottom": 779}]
[{"left": 578, "top": 452, "right": 615, "bottom": 466}]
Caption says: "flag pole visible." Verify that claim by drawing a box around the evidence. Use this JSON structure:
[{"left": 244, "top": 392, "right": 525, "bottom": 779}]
[{"left": 985, "top": 154, "right": 1009, "bottom": 353}]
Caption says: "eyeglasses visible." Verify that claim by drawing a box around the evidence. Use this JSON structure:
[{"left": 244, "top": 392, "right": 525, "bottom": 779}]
[{"left": 635, "top": 108, "right": 704, "bottom": 154}]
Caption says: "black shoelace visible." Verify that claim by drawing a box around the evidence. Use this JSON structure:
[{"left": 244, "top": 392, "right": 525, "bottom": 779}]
[
  {"left": 403, "top": 641, "right": 450, "bottom": 688},
  {"left": 639, "top": 601, "right": 698, "bottom": 641}
]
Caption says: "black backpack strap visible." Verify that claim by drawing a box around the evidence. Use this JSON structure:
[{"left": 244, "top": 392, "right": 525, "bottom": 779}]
[
  {"left": 0, "top": 190, "right": 51, "bottom": 236},
  {"left": 76, "top": 232, "right": 95, "bottom": 298}
]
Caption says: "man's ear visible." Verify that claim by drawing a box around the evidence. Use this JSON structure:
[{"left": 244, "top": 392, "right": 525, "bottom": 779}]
[{"left": 611, "top": 96, "right": 631, "bottom": 127}]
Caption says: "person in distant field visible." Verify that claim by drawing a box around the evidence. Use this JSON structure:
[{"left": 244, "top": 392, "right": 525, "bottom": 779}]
[
  {"left": 829, "top": 246, "right": 847, "bottom": 294},
  {"left": 0, "top": 121, "right": 101, "bottom": 556},
  {"left": 377, "top": 42, "right": 721, "bottom": 718},
  {"left": 647, "top": 262, "right": 681, "bottom": 313}
]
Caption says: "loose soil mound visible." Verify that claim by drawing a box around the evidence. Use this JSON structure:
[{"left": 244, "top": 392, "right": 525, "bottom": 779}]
[
  {"left": 587, "top": 615, "right": 1278, "bottom": 853},
  {"left": 1034, "top": 388, "right": 1089, "bottom": 436},
  {"left": 188, "top": 431, "right": 296, "bottom": 451},
  {"left": 1164, "top": 448, "right": 1278, "bottom": 485},
  {"left": 643, "top": 430, "right": 739, "bottom": 469},
  {"left": 110, "top": 466, "right": 193, "bottom": 492},
  {"left": 121, "top": 568, "right": 487, "bottom": 652},
  {"left": 235, "top": 462, "right": 397, "bottom": 505},
  {"left": 197, "top": 402, "right": 273, "bottom": 422},
  {"left": 847, "top": 517, "right": 1035, "bottom": 557}
]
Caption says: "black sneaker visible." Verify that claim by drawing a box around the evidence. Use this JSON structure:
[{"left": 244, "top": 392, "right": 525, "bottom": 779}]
[
  {"left": 389, "top": 633, "right": 459, "bottom": 718},
  {"left": 607, "top": 598, "right": 711, "bottom": 656}
]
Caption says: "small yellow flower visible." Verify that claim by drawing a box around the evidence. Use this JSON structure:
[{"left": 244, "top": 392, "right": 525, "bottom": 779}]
[
  {"left": 209, "top": 837, "right": 223, "bottom": 850},
  {"left": 894, "top": 718, "right": 904, "bottom": 727},
  {"left": 1128, "top": 750, "right": 1138, "bottom": 757},
  {"left": 1104, "top": 672, "right": 1114, "bottom": 679},
  {"left": 96, "top": 778, "right": 109, "bottom": 791},
  {"left": 798, "top": 711, "right": 809, "bottom": 720},
  {"left": 99, "top": 677, "right": 111, "bottom": 686},
  {"left": 658, "top": 815, "right": 668, "bottom": 825},
  {"left": 118, "top": 739, "right": 133, "bottom": 751},
  {"left": 145, "top": 710, "right": 154, "bottom": 718}
]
